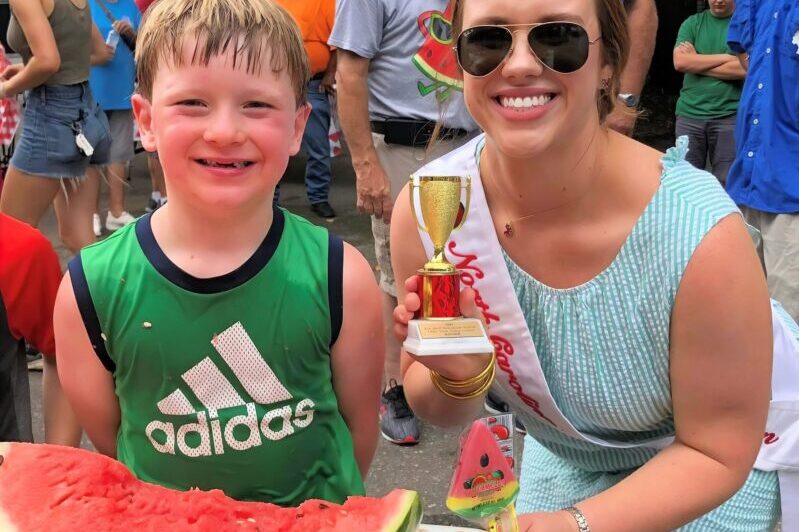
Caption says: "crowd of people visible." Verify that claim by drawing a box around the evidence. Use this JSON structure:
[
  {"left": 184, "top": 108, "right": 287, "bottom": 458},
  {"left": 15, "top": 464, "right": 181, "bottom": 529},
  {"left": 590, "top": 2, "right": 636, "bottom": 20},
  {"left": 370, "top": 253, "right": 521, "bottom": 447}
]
[{"left": 0, "top": 0, "right": 798, "bottom": 530}]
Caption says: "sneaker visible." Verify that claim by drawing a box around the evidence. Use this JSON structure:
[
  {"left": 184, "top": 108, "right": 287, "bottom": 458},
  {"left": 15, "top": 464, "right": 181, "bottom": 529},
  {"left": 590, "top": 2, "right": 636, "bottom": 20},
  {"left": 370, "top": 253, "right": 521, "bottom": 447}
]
[
  {"left": 380, "top": 379, "right": 420, "bottom": 445},
  {"left": 310, "top": 201, "right": 336, "bottom": 220},
  {"left": 105, "top": 211, "right": 136, "bottom": 231},
  {"left": 146, "top": 197, "right": 167, "bottom": 213},
  {"left": 485, "top": 390, "right": 527, "bottom": 435},
  {"left": 145, "top": 198, "right": 158, "bottom": 213},
  {"left": 92, "top": 213, "right": 102, "bottom": 237},
  {"left": 26, "top": 351, "right": 43, "bottom": 371}
]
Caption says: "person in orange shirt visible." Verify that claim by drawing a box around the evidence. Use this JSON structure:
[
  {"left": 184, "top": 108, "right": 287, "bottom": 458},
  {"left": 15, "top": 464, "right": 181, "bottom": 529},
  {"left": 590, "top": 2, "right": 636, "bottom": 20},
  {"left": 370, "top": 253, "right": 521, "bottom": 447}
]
[{"left": 276, "top": 0, "right": 337, "bottom": 220}]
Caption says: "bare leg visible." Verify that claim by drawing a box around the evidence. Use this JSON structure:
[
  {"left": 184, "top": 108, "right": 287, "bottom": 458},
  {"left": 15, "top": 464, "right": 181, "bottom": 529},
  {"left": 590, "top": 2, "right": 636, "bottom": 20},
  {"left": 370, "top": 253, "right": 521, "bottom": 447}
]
[
  {"left": 382, "top": 292, "right": 403, "bottom": 390},
  {"left": 53, "top": 176, "right": 100, "bottom": 253},
  {"left": 148, "top": 155, "right": 166, "bottom": 197},
  {"left": 105, "top": 163, "right": 129, "bottom": 217},
  {"left": 0, "top": 166, "right": 63, "bottom": 226},
  {"left": 87, "top": 166, "right": 102, "bottom": 212}
]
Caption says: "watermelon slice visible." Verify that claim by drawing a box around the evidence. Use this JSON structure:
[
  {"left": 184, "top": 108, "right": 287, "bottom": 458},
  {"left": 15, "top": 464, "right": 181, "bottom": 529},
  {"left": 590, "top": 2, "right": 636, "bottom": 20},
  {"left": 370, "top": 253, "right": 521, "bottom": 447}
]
[
  {"left": 0, "top": 443, "right": 422, "bottom": 532},
  {"left": 446, "top": 421, "right": 518, "bottom": 521}
]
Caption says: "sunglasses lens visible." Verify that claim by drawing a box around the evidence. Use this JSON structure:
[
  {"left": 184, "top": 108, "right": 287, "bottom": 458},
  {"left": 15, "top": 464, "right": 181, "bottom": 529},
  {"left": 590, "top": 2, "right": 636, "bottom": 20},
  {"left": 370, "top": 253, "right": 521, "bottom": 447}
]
[
  {"left": 430, "top": 16, "right": 453, "bottom": 43},
  {"left": 457, "top": 26, "right": 513, "bottom": 77},
  {"left": 528, "top": 22, "right": 590, "bottom": 73}
]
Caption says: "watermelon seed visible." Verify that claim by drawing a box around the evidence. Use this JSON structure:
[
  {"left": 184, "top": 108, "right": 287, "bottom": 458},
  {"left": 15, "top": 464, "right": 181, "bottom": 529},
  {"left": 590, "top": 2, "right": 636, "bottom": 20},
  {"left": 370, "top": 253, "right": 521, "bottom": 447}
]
[
  {"left": 0, "top": 455, "right": 4, "bottom": 466},
  {"left": 480, "top": 453, "right": 489, "bottom": 467},
  {"left": 318, "top": 503, "right": 329, "bottom": 510}
]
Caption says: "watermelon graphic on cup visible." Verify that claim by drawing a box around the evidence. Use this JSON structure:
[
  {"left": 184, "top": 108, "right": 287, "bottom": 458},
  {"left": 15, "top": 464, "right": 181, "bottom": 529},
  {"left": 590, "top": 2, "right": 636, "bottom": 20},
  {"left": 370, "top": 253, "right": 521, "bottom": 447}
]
[{"left": 412, "top": 3, "right": 463, "bottom": 102}]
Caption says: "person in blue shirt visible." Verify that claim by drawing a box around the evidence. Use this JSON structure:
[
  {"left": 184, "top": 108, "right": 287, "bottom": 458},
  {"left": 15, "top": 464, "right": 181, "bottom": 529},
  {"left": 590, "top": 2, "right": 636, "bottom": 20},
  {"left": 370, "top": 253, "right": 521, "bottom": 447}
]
[
  {"left": 727, "top": 0, "right": 799, "bottom": 322},
  {"left": 87, "top": 0, "right": 141, "bottom": 235}
]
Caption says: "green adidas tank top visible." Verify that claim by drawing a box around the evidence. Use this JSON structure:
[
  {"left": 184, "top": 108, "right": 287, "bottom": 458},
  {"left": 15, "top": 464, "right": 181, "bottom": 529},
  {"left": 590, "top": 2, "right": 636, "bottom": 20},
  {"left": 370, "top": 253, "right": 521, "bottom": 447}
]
[{"left": 69, "top": 208, "right": 363, "bottom": 505}]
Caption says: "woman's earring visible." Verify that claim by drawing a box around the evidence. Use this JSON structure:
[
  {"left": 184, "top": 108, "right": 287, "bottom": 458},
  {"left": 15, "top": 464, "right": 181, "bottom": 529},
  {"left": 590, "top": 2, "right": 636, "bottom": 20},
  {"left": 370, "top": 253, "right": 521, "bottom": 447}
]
[{"left": 600, "top": 78, "right": 610, "bottom": 91}]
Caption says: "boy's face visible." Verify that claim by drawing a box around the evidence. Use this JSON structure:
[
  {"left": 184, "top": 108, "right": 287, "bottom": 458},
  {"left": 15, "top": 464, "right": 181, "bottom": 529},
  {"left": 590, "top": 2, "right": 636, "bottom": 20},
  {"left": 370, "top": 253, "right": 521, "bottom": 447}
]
[{"left": 132, "top": 39, "right": 310, "bottom": 213}]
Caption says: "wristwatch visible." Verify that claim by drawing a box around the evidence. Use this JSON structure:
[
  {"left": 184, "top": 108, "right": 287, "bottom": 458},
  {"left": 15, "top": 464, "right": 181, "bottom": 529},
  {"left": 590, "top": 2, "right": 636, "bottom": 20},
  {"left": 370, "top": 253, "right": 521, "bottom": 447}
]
[{"left": 618, "top": 93, "right": 639, "bottom": 108}]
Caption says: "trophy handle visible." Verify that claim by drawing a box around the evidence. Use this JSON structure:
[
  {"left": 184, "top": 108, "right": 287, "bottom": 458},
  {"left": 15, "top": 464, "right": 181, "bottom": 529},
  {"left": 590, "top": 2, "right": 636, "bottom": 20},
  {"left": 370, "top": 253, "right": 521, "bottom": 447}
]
[
  {"left": 408, "top": 176, "right": 429, "bottom": 233},
  {"left": 454, "top": 176, "right": 471, "bottom": 231}
]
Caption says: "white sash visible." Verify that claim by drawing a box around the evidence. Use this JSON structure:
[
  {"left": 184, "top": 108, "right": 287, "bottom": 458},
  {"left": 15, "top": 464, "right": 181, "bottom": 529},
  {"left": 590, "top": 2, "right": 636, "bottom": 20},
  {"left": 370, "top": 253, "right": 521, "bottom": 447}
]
[{"left": 412, "top": 135, "right": 799, "bottom": 529}]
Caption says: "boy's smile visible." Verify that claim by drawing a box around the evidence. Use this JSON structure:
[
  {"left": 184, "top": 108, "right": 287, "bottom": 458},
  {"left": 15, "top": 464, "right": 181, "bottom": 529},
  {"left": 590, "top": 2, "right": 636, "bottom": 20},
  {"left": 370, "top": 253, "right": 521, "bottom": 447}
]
[{"left": 133, "top": 37, "right": 310, "bottom": 214}]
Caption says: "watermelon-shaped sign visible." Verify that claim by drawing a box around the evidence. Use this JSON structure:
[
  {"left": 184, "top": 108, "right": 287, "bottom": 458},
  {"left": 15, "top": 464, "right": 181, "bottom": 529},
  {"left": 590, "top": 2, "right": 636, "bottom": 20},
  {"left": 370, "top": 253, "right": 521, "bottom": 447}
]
[
  {"left": 446, "top": 420, "right": 519, "bottom": 521},
  {"left": 0, "top": 442, "right": 422, "bottom": 531},
  {"left": 412, "top": 3, "right": 463, "bottom": 102}
]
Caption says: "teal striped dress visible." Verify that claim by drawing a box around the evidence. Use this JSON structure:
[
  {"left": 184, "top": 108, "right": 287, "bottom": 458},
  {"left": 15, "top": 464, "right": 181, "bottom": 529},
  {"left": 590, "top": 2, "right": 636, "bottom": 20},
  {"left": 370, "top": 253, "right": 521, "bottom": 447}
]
[{"left": 502, "top": 138, "right": 782, "bottom": 530}]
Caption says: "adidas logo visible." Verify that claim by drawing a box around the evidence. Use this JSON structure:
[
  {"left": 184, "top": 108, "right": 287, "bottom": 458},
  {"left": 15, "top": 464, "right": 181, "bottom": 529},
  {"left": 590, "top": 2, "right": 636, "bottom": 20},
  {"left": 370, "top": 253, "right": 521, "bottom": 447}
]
[{"left": 145, "top": 322, "right": 315, "bottom": 457}]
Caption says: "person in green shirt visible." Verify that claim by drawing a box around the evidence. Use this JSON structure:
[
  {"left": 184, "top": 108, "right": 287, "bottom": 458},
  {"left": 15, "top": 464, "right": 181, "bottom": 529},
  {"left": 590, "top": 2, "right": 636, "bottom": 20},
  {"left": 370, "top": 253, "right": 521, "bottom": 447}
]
[
  {"left": 673, "top": 0, "right": 746, "bottom": 184},
  {"left": 52, "top": 0, "right": 385, "bottom": 506}
]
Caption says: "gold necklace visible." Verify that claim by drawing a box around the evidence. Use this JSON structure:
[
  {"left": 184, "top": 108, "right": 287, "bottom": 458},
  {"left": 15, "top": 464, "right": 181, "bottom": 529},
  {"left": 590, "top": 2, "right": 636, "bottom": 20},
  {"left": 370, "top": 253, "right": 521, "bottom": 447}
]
[
  {"left": 479, "top": 154, "right": 551, "bottom": 238},
  {"left": 480, "top": 138, "right": 604, "bottom": 238}
]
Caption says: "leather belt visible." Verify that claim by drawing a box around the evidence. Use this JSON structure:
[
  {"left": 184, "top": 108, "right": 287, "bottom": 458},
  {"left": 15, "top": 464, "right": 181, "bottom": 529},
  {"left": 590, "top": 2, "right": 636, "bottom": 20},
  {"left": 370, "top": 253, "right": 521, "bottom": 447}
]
[{"left": 370, "top": 119, "right": 469, "bottom": 148}]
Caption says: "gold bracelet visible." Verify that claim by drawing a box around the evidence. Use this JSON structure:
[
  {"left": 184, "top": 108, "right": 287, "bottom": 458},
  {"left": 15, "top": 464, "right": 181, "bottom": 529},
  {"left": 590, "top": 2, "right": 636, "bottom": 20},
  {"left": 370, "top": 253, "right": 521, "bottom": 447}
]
[
  {"left": 431, "top": 352, "right": 495, "bottom": 388},
  {"left": 430, "top": 353, "right": 496, "bottom": 400},
  {"left": 431, "top": 364, "right": 495, "bottom": 400}
]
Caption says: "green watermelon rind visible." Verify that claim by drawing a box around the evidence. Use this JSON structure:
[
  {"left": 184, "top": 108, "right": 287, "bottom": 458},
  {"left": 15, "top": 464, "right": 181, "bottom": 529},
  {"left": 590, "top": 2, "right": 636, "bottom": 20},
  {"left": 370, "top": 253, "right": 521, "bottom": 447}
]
[
  {"left": 412, "top": 55, "right": 463, "bottom": 91},
  {"left": 382, "top": 490, "right": 423, "bottom": 532}
]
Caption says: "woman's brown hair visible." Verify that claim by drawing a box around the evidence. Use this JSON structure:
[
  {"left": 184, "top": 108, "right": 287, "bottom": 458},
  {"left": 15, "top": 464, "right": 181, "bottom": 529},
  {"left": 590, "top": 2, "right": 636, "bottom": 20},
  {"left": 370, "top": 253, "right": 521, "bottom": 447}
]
[{"left": 449, "top": 0, "right": 630, "bottom": 122}]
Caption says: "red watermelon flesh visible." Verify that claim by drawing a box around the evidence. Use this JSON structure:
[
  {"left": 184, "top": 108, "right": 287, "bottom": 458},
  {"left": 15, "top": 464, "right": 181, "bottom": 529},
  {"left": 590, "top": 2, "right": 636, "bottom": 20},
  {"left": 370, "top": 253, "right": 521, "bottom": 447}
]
[{"left": 0, "top": 443, "right": 422, "bottom": 532}]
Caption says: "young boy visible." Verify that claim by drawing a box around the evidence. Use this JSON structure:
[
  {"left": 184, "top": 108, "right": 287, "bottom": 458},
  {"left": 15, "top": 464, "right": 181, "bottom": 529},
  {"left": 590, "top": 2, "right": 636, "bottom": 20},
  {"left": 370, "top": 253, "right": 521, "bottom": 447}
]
[{"left": 53, "top": 0, "right": 384, "bottom": 506}]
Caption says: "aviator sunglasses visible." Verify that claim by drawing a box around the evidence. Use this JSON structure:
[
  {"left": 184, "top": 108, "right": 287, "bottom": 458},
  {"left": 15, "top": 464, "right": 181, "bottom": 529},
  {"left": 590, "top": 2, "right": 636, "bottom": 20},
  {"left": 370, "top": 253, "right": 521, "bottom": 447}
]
[{"left": 455, "top": 22, "right": 602, "bottom": 77}]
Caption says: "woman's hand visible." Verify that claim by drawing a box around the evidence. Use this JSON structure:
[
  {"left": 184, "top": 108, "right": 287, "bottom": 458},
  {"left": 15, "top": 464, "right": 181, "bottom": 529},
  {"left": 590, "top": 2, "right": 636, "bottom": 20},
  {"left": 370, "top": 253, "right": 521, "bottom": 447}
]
[
  {"left": 0, "top": 64, "right": 23, "bottom": 81},
  {"left": 393, "top": 275, "right": 492, "bottom": 381},
  {"left": 320, "top": 71, "right": 336, "bottom": 94},
  {"left": 112, "top": 20, "right": 136, "bottom": 41},
  {"left": 518, "top": 510, "right": 578, "bottom": 532},
  {"left": 95, "top": 44, "right": 115, "bottom": 65}
]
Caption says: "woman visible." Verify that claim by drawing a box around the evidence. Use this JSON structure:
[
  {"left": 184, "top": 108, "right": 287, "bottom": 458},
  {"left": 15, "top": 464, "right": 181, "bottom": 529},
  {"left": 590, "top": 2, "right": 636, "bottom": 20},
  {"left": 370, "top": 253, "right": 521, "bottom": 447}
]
[
  {"left": 392, "top": 0, "right": 795, "bottom": 529},
  {"left": 88, "top": 0, "right": 141, "bottom": 235},
  {"left": 0, "top": 0, "right": 113, "bottom": 252}
]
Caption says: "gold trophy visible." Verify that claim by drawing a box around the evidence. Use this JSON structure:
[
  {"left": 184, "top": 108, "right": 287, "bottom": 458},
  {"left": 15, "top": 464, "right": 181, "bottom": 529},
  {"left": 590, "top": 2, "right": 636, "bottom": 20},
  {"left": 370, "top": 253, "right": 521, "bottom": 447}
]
[{"left": 403, "top": 176, "right": 493, "bottom": 357}]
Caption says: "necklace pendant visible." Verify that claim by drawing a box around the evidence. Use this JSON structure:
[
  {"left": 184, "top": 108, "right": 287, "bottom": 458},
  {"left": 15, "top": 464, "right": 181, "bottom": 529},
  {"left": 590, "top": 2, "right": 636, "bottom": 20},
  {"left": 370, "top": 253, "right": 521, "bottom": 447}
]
[{"left": 504, "top": 222, "right": 513, "bottom": 237}]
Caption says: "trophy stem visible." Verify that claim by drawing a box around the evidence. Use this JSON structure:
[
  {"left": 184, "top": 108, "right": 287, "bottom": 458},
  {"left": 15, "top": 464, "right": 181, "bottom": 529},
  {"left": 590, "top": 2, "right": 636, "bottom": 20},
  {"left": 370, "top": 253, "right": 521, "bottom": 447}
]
[
  {"left": 416, "top": 268, "right": 461, "bottom": 319},
  {"left": 424, "top": 248, "right": 456, "bottom": 273}
]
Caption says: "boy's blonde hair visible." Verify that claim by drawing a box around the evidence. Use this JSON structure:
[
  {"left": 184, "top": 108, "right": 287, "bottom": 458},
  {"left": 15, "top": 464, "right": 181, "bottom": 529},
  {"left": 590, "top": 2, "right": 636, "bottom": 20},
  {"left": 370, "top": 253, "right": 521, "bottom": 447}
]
[{"left": 135, "top": 0, "right": 310, "bottom": 107}]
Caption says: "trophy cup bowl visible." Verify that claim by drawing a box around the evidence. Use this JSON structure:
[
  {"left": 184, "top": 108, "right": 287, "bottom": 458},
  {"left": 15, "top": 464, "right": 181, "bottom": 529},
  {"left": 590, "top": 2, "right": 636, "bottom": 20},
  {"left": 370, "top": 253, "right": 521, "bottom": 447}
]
[{"left": 403, "top": 176, "right": 494, "bottom": 357}]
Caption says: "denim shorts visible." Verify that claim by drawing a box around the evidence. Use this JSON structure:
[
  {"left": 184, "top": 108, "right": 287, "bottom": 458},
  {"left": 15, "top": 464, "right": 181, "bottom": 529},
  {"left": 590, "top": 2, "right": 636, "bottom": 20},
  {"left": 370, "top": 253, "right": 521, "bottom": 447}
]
[{"left": 10, "top": 82, "right": 112, "bottom": 179}]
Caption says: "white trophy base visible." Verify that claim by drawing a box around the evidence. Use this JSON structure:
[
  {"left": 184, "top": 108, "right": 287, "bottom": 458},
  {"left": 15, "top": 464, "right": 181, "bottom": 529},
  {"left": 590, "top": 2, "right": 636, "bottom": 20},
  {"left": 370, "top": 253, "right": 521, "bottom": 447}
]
[{"left": 403, "top": 318, "right": 494, "bottom": 356}]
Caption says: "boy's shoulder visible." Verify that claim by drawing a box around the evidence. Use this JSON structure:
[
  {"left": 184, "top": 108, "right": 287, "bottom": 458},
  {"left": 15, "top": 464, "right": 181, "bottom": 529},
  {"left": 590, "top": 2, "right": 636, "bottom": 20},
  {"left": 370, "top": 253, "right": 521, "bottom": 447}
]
[
  {"left": 76, "top": 217, "right": 141, "bottom": 266},
  {"left": 280, "top": 208, "right": 334, "bottom": 244}
]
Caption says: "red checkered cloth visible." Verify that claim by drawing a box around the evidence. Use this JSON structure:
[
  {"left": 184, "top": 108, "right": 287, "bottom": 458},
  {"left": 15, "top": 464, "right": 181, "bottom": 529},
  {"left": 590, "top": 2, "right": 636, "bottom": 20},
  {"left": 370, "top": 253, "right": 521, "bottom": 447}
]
[{"left": 0, "top": 48, "right": 21, "bottom": 148}]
